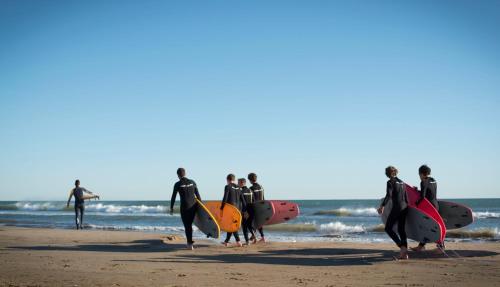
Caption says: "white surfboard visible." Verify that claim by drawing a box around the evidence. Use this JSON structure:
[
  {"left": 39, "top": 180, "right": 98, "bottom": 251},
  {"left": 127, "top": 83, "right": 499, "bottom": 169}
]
[{"left": 381, "top": 198, "right": 441, "bottom": 244}]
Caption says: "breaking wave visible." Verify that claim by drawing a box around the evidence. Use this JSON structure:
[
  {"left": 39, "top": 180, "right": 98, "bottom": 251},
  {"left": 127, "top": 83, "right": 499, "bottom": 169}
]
[{"left": 313, "top": 207, "right": 378, "bottom": 217}]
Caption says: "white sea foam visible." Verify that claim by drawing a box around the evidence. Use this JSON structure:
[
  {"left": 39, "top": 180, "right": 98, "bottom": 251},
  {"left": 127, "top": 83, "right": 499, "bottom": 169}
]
[
  {"left": 473, "top": 211, "right": 500, "bottom": 219},
  {"left": 319, "top": 221, "right": 366, "bottom": 233}
]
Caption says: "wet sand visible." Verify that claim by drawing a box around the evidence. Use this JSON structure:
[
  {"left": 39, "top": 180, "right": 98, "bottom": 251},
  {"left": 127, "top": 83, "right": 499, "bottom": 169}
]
[{"left": 0, "top": 226, "right": 499, "bottom": 286}]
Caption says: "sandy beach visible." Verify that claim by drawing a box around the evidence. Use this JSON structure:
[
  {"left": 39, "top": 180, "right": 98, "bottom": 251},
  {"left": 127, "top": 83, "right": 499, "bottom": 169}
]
[{"left": 0, "top": 227, "right": 498, "bottom": 287}]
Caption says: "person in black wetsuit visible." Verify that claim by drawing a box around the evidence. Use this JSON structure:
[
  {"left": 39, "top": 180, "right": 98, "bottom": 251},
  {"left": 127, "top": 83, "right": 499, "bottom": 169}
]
[
  {"left": 412, "top": 164, "right": 442, "bottom": 252},
  {"left": 238, "top": 178, "right": 256, "bottom": 245},
  {"left": 377, "top": 166, "right": 409, "bottom": 260},
  {"left": 221, "top": 174, "right": 246, "bottom": 247},
  {"left": 248, "top": 172, "right": 266, "bottom": 243},
  {"left": 66, "top": 179, "right": 98, "bottom": 230},
  {"left": 170, "top": 168, "right": 201, "bottom": 250}
]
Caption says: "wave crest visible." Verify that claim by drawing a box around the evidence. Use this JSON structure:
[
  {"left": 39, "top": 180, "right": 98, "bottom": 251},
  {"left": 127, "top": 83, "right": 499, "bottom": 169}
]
[{"left": 313, "top": 207, "right": 378, "bottom": 217}]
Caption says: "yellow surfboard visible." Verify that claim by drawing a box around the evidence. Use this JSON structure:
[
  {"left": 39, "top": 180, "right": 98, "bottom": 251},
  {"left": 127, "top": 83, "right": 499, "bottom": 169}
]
[
  {"left": 194, "top": 199, "right": 221, "bottom": 238},
  {"left": 204, "top": 201, "right": 242, "bottom": 232}
]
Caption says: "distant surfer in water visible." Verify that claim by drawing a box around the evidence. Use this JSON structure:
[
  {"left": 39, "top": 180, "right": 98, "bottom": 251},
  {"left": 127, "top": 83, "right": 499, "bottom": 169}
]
[
  {"left": 411, "top": 165, "right": 443, "bottom": 252},
  {"left": 248, "top": 173, "right": 266, "bottom": 243},
  {"left": 377, "top": 166, "right": 409, "bottom": 260},
  {"left": 66, "top": 179, "right": 98, "bottom": 230},
  {"left": 170, "top": 168, "right": 201, "bottom": 250},
  {"left": 239, "top": 178, "right": 256, "bottom": 245},
  {"left": 221, "top": 174, "right": 246, "bottom": 247}
]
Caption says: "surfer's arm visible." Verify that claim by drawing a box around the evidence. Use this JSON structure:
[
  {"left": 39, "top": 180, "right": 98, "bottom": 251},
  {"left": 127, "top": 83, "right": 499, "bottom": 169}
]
[
  {"left": 194, "top": 182, "right": 201, "bottom": 201},
  {"left": 240, "top": 192, "right": 247, "bottom": 212},
  {"left": 220, "top": 186, "right": 229, "bottom": 210},
  {"left": 170, "top": 183, "right": 179, "bottom": 212},
  {"left": 82, "top": 188, "right": 94, "bottom": 195},
  {"left": 67, "top": 189, "right": 74, "bottom": 207},
  {"left": 416, "top": 181, "right": 426, "bottom": 205},
  {"left": 380, "top": 182, "right": 391, "bottom": 207}
]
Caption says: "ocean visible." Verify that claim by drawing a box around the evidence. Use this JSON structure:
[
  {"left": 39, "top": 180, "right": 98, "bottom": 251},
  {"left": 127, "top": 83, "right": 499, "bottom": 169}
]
[{"left": 1, "top": 199, "right": 499, "bottom": 243}]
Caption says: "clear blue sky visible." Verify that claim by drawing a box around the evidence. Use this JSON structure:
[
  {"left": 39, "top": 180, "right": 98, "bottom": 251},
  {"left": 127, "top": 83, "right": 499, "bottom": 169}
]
[{"left": 1, "top": 0, "right": 499, "bottom": 200}]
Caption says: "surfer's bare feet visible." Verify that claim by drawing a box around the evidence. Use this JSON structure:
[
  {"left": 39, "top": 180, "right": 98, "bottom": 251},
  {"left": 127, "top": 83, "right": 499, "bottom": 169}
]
[
  {"left": 221, "top": 241, "right": 229, "bottom": 247},
  {"left": 410, "top": 245, "right": 425, "bottom": 252},
  {"left": 187, "top": 244, "right": 194, "bottom": 250},
  {"left": 396, "top": 247, "right": 409, "bottom": 260},
  {"left": 235, "top": 241, "right": 243, "bottom": 247},
  {"left": 258, "top": 237, "right": 266, "bottom": 243}
]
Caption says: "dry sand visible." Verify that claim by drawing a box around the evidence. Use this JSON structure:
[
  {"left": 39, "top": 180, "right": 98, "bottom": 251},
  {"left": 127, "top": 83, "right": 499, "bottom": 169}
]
[{"left": 0, "top": 226, "right": 499, "bottom": 287}]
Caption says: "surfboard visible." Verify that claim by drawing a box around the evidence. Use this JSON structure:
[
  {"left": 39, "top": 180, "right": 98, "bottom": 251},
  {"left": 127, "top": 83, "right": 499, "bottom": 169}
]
[
  {"left": 203, "top": 201, "right": 242, "bottom": 232},
  {"left": 265, "top": 201, "right": 300, "bottom": 225},
  {"left": 69, "top": 189, "right": 99, "bottom": 200},
  {"left": 405, "top": 184, "right": 446, "bottom": 243},
  {"left": 193, "top": 199, "right": 220, "bottom": 239},
  {"left": 82, "top": 194, "right": 99, "bottom": 200},
  {"left": 381, "top": 198, "right": 441, "bottom": 244},
  {"left": 252, "top": 200, "right": 275, "bottom": 229},
  {"left": 438, "top": 200, "right": 474, "bottom": 230}
]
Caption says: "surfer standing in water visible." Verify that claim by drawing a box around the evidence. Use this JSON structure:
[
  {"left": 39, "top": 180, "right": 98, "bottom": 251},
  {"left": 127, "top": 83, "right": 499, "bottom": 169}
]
[
  {"left": 221, "top": 174, "right": 246, "bottom": 247},
  {"left": 170, "top": 168, "right": 201, "bottom": 250},
  {"left": 239, "top": 178, "right": 256, "bottom": 245},
  {"left": 411, "top": 165, "right": 443, "bottom": 252},
  {"left": 66, "top": 179, "right": 98, "bottom": 230},
  {"left": 377, "top": 166, "right": 409, "bottom": 260},
  {"left": 248, "top": 173, "right": 266, "bottom": 243}
]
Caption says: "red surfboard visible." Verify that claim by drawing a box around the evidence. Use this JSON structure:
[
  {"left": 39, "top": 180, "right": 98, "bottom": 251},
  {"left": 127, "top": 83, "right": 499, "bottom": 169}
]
[
  {"left": 405, "top": 184, "right": 446, "bottom": 243},
  {"left": 265, "top": 201, "right": 300, "bottom": 225}
]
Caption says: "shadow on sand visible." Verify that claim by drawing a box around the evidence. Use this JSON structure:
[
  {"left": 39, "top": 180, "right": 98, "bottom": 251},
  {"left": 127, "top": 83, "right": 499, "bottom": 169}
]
[
  {"left": 10, "top": 241, "right": 498, "bottom": 267},
  {"left": 115, "top": 246, "right": 498, "bottom": 267},
  {"left": 9, "top": 239, "right": 209, "bottom": 253}
]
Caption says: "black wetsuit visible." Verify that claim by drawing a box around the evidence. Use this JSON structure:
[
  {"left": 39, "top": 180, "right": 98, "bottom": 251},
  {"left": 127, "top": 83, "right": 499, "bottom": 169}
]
[
  {"left": 171, "top": 177, "right": 201, "bottom": 244},
  {"left": 417, "top": 177, "right": 439, "bottom": 247},
  {"left": 241, "top": 186, "right": 255, "bottom": 242},
  {"left": 418, "top": 177, "right": 438, "bottom": 209},
  {"left": 250, "top": 182, "right": 265, "bottom": 238},
  {"left": 71, "top": 187, "right": 90, "bottom": 229},
  {"left": 381, "top": 177, "right": 408, "bottom": 248},
  {"left": 221, "top": 183, "right": 246, "bottom": 243}
]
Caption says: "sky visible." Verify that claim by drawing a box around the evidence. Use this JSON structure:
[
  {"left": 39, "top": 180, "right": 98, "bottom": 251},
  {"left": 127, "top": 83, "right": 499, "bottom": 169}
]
[{"left": 0, "top": 0, "right": 499, "bottom": 200}]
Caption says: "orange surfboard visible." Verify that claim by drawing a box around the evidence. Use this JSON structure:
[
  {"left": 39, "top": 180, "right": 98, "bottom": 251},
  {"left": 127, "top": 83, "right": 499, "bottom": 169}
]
[{"left": 204, "top": 201, "right": 242, "bottom": 232}]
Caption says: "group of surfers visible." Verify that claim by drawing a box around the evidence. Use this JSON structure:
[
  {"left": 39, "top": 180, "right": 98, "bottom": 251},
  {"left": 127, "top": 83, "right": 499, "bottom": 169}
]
[
  {"left": 378, "top": 164, "right": 441, "bottom": 260},
  {"left": 66, "top": 165, "right": 442, "bottom": 256},
  {"left": 66, "top": 168, "right": 267, "bottom": 250},
  {"left": 170, "top": 168, "right": 267, "bottom": 250}
]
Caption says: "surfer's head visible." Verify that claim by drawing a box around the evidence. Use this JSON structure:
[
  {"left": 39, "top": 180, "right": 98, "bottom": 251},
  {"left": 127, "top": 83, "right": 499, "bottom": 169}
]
[
  {"left": 75, "top": 179, "right": 80, "bottom": 187},
  {"left": 226, "top": 173, "right": 235, "bottom": 183},
  {"left": 248, "top": 173, "right": 257, "bottom": 183},
  {"left": 418, "top": 165, "right": 431, "bottom": 180},
  {"left": 177, "top": 168, "right": 186, "bottom": 178},
  {"left": 238, "top": 178, "right": 246, "bottom": 187},
  {"left": 385, "top": 166, "right": 398, "bottom": 178}
]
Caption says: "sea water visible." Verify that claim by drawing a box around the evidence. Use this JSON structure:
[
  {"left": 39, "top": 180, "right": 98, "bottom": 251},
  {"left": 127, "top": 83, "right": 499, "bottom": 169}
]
[{"left": 0, "top": 199, "right": 498, "bottom": 243}]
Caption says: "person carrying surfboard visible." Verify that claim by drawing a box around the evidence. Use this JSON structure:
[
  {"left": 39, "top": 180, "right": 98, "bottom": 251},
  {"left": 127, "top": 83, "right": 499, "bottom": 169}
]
[
  {"left": 221, "top": 174, "right": 247, "bottom": 247},
  {"left": 170, "top": 168, "right": 202, "bottom": 250},
  {"left": 411, "top": 165, "right": 444, "bottom": 252},
  {"left": 66, "top": 179, "right": 99, "bottom": 230},
  {"left": 248, "top": 172, "right": 266, "bottom": 243},
  {"left": 239, "top": 178, "right": 257, "bottom": 245},
  {"left": 377, "top": 166, "right": 409, "bottom": 260}
]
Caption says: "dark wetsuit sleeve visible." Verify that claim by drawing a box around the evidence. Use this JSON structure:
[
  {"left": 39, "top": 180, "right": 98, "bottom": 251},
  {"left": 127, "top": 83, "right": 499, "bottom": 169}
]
[
  {"left": 240, "top": 191, "right": 247, "bottom": 212},
  {"left": 417, "top": 181, "right": 426, "bottom": 204},
  {"left": 193, "top": 181, "right": 201, "bottom": 201},
  {"left": 221, "top": 186, "right": 229, "bottom": 210},
  {"left": 170, "top": 183, "right": 179, "bottom": 210},
  {"left": 381, "top": 181, "right": 391, "bottom": 207}
]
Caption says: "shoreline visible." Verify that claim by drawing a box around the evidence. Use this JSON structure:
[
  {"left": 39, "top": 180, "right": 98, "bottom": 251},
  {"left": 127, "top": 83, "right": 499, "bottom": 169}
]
[{"left": 1, "top": 226, "right": 499, "bottom": 287}]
